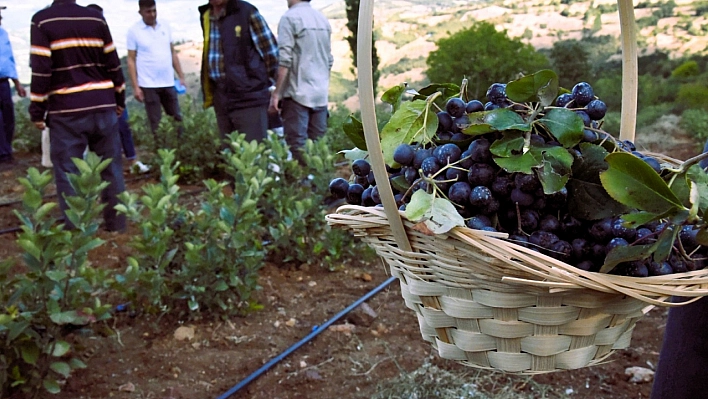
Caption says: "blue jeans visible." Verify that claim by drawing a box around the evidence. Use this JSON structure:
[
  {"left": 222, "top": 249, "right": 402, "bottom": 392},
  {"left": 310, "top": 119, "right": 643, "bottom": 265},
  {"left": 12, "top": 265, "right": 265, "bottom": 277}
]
[
  {"left": 119, "top": 109, "right": 136, "bottom": 160},
  {"left": 48, "top": 110, "right": 126, "bottom": 231},
  {"left": 0, "top": 79, "right": 15, "bottom": 161},
  {"left": 281, "top": 98, "right": 328, "bottom": 164}
]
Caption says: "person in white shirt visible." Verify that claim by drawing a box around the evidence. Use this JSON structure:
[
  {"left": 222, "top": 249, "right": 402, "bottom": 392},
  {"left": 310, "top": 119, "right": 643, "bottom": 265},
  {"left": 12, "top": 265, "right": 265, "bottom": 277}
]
[{"left": 127, "top": 0, "right": 186, "bottom": 145}]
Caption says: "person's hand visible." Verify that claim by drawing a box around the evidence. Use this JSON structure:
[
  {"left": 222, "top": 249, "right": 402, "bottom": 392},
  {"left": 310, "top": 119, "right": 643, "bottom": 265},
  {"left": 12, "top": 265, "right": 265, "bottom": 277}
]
[
  {"left": 179, "top": 78, "right": 186, "bottom": 89},
  {"left": 116, "top": 106, "right": 124, "bottom": 116},
  {"left": 268, "top": 93, "right": 281, "bottom": 114},
  {"left": 33, "top": 121, "right": 46, "bottom": 130},
  {"left": 134, "top": 87, "right": 144, "bottom": 103},
  {"left": 13, "top": 80, "right": 27, "bottom": 98}
]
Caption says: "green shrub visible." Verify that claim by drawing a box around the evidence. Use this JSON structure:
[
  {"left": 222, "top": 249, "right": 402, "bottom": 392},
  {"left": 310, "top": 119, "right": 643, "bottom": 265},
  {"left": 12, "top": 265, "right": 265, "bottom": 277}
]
[
  {"left": 117, "top": 143, "right": 270, "bottom": 318},
  {"left": 11, "top": 99, "right": 41, "bottom": 154},
  {"left": 127, "top": 96, "right": 222, "bottom": 184},
  {"left": 260, "top": 134, "right": 374, "bottom": 270},
  {"left": 1, "top": 155, "right": 116, "bottom": 397},
  {"left": 676, "top": 83, "right": 708, "bottom": 111},
  {"left": 680, "top": 108, "right": 708, "bottom": 141}
]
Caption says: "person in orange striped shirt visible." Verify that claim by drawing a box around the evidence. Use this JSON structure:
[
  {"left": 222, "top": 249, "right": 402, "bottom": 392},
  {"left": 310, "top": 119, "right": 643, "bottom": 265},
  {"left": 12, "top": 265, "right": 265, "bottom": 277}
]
[{"left": 29, "top": 0, "right": 127, "bottom": 232}]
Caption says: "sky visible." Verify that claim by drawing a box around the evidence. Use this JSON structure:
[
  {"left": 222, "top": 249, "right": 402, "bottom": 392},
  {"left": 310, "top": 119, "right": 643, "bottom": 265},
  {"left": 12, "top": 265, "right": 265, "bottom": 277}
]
[{"left": 1, "top": 0, "right": 340, "bottom": 83}]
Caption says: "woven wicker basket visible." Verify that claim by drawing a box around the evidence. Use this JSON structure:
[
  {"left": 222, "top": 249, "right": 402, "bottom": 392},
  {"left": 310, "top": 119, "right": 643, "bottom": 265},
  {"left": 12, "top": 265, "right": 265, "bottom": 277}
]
[{"left": 326, "top": 0, "right": 708, "bottom": 373}]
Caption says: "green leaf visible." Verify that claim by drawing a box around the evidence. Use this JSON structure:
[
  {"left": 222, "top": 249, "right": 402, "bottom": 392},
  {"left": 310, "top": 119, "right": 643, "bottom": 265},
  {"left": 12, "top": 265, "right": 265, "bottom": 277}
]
[
  {"left": 405, "top": 190, "right": 433, "bottom": 222},
  {"left": 45, "top": 270, "right": 68, "bottom": 282},
  {"left": 338, "top": 148, "right": 368, "bottom": 161},
  {"left": 50, "top": 311, "right": 80, "bottom": 326},
  {"left": 405, "top": 191, "right": 465, "bottom": 234},
  {"left": 415, "top": 83, "right": 460, "bottom": 100},
  {"left": 342, "top": 115, "right": 368, "bottom": 151},
  {"left": 567, "top": 179, "right": 629, "bottom": 220},
  {"left": 653, "top": 226, "right": 677, "bottom": 263},
  {"left": 489, "top": 131, "right": 525, "bottom": 157},
  {"left": 621, "top": 211, "right": 662, "bottom": 227},
  {"left": 687, "top": 165, "right": 708, "bottom": 214},
  {"left": 485, "top": 108, "right": 531, "bottom": 132},
  {"left": 17, "top": 239, "right": 41, "bottom": 261},
  {"left": 537, "top": 160, "right": 569, "bottom": 194},
  {"left": 600, "top": 153, "right": 685, "bottom": 214},
  {"left": 188, "top": 299, "right": 199, "bottom": 311},
  {"left": 573, "top": 143, "right": 609, "bottom": 183},
  {"left": 69, "top": 358, "right": 87, "bottom": 369},
  {"left": 23, "top": 188, "right": 43, "bottom": 210},
  {"left": 600, "top": 243, "right": 655, "bottom": 274},
  {"left": 505, "top": 69, "right": 559, "bottom": 105},
  {"left": 494, "top": 151, "right": 542, "bottom": 174},
  {"left": 43, "top": 378, "right": 61, "bottom": 394},
  {"left": 381, "top": 84, "right": 406, "bottom": 113},
  {"left": 52, "top": 341, "right": 71, "bottom": 357},
  {"left": 538, "top": 108, "right": 584, "bottom": 148},
  {"left": 390, "top": 175, "right": 410, "bottom": 193},
  {"left": 669, "top": 172, "right": 692, "bottom": 208},
  {"left": 21, "top": 343, "right": 40, "bottom": 365},
  {"left": 8, "top": 320, "right": 30, "bottom": 341},
  {"left": 697, "top": 227, "right": 708, "bottom": 246},
  {"left": 50, "top": 362, "right": 72, "bottom": 378},
  {"left": 380, "top": 100, "right": 438, "bottom": 166},
  {"left": 214, "top": 280, "right": 229, "bottom": 291}
]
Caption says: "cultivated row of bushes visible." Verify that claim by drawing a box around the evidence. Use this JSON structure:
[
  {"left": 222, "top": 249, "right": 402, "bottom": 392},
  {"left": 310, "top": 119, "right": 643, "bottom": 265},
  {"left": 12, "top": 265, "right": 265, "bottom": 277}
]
[{"left": 0, "top": 127, "right": 374, "bottom": 397}]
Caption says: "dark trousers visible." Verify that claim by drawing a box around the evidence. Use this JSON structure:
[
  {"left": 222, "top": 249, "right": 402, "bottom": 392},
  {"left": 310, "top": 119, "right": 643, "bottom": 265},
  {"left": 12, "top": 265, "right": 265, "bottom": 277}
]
[
  {"left": 0, "top": 79, "right": 15, "bottom": 161},
  {"left": 651, "top": 297, "right": 708, "bottom": 399},
  {"left": 142, "top": 86, "right": 183, "bottom": 144},
  {"left": 281, "top": 98, "right": 328, "bottom": 164},
  {"left": 48, "top": 110, "right": 126, "bottom": 232},
  {"left": 119, "top": 109, "right": 136, "bottom": 160},
  {"left": 212, "top": 83, "right": 267, "bottom": 144}
]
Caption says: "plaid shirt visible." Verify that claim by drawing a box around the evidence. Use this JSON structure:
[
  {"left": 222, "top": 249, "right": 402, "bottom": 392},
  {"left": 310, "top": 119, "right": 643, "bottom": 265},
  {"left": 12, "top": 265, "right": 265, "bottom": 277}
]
[{"left": 207, "top": 8, "right": 278, "bottom": 83}]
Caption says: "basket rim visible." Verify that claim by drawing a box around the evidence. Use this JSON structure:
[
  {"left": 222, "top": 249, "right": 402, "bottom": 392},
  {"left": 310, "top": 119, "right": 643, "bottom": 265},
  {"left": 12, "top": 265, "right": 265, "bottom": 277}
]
[{"left": 327, "top": 205, "right": 708, "bottom": 307}]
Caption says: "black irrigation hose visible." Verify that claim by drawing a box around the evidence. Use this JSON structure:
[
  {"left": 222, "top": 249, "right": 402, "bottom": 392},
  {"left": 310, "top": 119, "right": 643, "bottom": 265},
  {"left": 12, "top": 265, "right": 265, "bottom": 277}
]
[
  {"left": 0, "top": 187, "right": 207, "bottom": 237},
  {"left": 0, "top": 174, "right": 154, "bottom": 209},
  {"left": 215, "top": 276, "right": 398, "bottom": 399}
]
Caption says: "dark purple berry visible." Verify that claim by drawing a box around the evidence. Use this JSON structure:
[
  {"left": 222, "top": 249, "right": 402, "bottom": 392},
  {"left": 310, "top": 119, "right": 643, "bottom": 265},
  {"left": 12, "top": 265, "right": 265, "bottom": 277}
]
[
  {"left": 571, "top": 82, "right": 594, "bottom": 107},
  {"left": 329, "top": 178, "right": 349, "bottom": 199},
  {"left": 586, "top": 99, "right": 607, "bottom": 120},
  {"left": 352, "top": 159, "right": 371, "bottom": 177},
  {"left": 446, "top": 98, "right": 466, "bottom": 118},
  {"left": 437, "top": 111, "right": 454, "bottom": 132},
  {"left": 393, "top": 144, "right": 415, "bottom": 166},
  {"left": 346, "top": 183, "right": 364, "bottom": 205},
  {"left": 556, "top": 93, "right": 574, "bottom": 107},
  {"left": 466, "top": 100, "right": 484, "bottom": 113}
]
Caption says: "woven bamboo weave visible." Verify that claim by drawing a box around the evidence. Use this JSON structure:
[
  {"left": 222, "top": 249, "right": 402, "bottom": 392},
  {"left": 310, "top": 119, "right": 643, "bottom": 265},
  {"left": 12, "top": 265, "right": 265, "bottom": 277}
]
[{"left": 327, "top": 206, "right": 708, "bottom": 372}]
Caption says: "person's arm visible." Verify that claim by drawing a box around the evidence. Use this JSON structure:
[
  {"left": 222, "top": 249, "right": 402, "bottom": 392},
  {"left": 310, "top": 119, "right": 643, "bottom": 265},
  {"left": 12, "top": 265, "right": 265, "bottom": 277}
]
[
  {"left": 100, "top": 19, "right": 125, "bottom": 114},
  {"left": 126, "top": 50, "right": 143, "bottom": 102},
  {"left": 29, "top": 16, "right": 52, "bottom": 129},
  {"left": 269, "top": 15, "right": 294, "bottom": 114},
  {"left": 249, "top": 10, "right": 278, "bottom": 83},
  {"left": 125, "top": 29, "right": 143, "bottom": 102},
  {"left": 12, "top": 79, "right": 26, "bottom": 98},
  {"left": 269, "top": 66, "right": 289, "bottom": 113},
  {"left": 171, "top": 43, "right": 185, "bottom": 87}
]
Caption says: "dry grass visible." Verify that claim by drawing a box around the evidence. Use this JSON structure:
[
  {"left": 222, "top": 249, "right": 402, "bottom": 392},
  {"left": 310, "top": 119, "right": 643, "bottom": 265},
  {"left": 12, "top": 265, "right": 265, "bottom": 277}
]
[{"left": 373, "top": 360, "right": 574, "bottom": 399}]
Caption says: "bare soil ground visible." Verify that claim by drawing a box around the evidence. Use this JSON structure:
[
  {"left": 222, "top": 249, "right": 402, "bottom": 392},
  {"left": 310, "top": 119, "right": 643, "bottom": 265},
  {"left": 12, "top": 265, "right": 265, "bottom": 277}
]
[{"left": 0, "top": 130, "right": 703, "bottom": 398}]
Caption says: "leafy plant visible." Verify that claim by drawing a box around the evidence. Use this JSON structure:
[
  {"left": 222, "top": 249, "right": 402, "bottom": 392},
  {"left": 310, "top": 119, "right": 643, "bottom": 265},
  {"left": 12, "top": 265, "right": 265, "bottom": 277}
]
[
  {"left": 261, "top": 134, "right": 373, "bottom": 270},
  {"left": 1, "top": 154, "right": 116, "bottom": 397}
]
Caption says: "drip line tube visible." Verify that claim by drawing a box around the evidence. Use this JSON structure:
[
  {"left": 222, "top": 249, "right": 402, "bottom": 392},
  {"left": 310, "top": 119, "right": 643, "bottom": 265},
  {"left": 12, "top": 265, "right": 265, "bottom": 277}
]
[{"left": 215, "top": 276, "right": 398, "bottom": 399}]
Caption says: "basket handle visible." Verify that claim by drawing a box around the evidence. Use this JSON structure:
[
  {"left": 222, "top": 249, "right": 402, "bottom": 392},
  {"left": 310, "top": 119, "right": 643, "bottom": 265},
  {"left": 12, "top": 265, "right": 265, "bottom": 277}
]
[
  {"left": 357, "top": 0, "right": 412, "bottom": 253},
  {"left": 618, "top": 0, "right": 638, "bottom": 142}
]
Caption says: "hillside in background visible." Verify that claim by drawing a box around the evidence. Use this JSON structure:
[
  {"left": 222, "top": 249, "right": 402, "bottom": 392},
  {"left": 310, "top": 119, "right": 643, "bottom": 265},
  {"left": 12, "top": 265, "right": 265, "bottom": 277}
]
[{"left": 170, "top": 0, "right": 707, "bottom": 109}]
